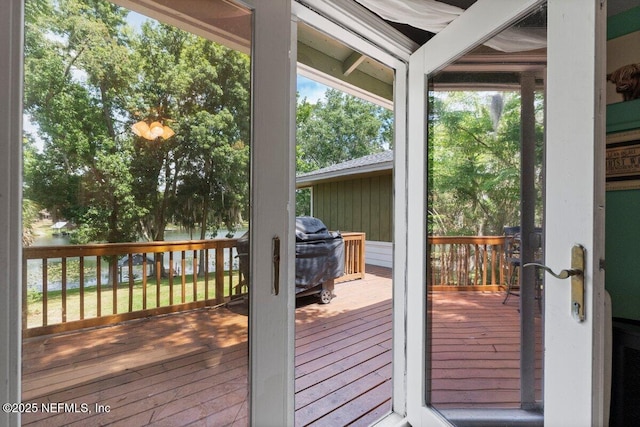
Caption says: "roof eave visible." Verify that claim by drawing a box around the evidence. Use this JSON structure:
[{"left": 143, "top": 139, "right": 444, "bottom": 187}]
[{"left": 296, "top": 160, "right": 392, "bottom": 188}]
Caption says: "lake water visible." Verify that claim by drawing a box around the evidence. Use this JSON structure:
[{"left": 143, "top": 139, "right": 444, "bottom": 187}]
[{"left": 27, "top": 229, "right": 248, "bottom": 292}]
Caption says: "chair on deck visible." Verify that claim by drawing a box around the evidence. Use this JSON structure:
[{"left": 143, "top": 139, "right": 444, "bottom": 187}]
[
  {"left": 503, "top": 226, "right": 521, "bottom": 304},
  {"left": 502, "top": 226, "right": 544, "bottom": 308}
]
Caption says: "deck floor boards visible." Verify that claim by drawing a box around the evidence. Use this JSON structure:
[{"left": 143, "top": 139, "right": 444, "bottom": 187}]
[{"left": 22, "top": 265, "right": 540, "bottom": 426}]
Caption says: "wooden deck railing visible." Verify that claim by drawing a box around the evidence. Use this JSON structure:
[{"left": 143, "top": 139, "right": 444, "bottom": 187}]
[
  {"left": 337, "top": 232, "right": 366, "bottom": 283},
  {"left": 428, "top": 236, "right": 506, "bottom": 289},
  {"left": 23, "top": 232, "right": 367, "bottom": 337},
  {"left": 22, "top": 239, "right": 241, "bottom": 337}
]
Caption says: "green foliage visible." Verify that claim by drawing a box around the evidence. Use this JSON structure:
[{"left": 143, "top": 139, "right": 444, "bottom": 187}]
[
  {"left": 23, "top": 0, "right": 251, "bottom": 244},
  {"left": 296, "top": 188, "right": 311, "bottom": 217},
  {"left": 428, "top": 91, "right": 544, "bottom": 236},
  {"left": 296, "top": 89, "right": 393, "bottom": 171},
  {"left": 24, "top": 0, "right": 139, "bottom": 243},
  {"left": 22, "top": 198, "right": 40, "bottom": 247}
]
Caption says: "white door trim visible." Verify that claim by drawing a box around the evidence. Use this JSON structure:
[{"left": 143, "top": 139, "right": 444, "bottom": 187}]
[
  {"left": 247, "top": 1, "right": 297, "bottom": 425},
  {"left": 544, "top": 1, "right": 606, "bottom": 425},
  {"left": 420, "top": 0, "right": 544, "bottom": 76},
  {"left": 0, "top": 0, "right": 23, "bottom": 426}
]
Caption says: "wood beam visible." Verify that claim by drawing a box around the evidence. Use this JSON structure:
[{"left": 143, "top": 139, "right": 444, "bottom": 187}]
[
  {"left": 297, "top": 42, "right": 393, "bottom": 101},
  {"left": 342, "top": 51, "right": 366, "bottom": 76}
]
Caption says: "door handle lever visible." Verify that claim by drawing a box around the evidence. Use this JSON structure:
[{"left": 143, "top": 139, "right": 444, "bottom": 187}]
[
  {"left": 272, "top": 236, "right": 280, "bottom": 296},
  {"left": 523, "top": 263, "right": 582, "bottom": 280},
  {"left": 523, "top": 244, "right": 586, "bottom": 322}
]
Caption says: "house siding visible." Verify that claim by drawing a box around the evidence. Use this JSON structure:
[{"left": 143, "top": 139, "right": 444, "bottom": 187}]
[{"left": 312, "top": 173, "right": 392, "bottom": 242}]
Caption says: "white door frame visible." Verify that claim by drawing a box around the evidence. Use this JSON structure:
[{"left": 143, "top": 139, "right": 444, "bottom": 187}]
[
  {"left": 407, "top": 1, "right": 546, "bottom": 424},
  {"left": 293, "top": 3, "right": 411, "bottom": 421},
  {"left": 0, "top": 1, "right": 608, "bottom": 426},
  {"left": 545, "top": 1, "right": 607, "bottom": 424},
  {"left": 0, "top": 0, "right": 298, "bottom": 425},
  {"left": 0, "top": 0, "right": 24, "bottom": 426},
  {"left": 247, "top": 1, "right": 297, "bottom": 425},
  {"left": 406, "top": 0, "right": 607, "bottom": 426}
]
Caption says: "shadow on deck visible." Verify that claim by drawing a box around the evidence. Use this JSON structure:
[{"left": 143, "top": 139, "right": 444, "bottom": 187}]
[{"left": 22, "top": 265, "right": 537, "bottom": 426}]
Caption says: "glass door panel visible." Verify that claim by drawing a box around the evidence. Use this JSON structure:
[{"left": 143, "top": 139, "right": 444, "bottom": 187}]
[
  {"left": 294, "top": 20, "right": 395, "bottom": 426},
  {"left": 426, "top": 7, "right": 547, "bottom": 420},
  {"left": 406, "top": 1, "right": 607, "bottom": 425},
  {"left": 21, "top": 1, "right": 256, "bottom": 425}
]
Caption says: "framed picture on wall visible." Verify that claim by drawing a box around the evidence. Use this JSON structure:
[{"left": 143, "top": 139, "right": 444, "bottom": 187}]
[
  {"left": 607, "top": 7, "right": 640, "bottom": 134},
  {"left": 607, "top": 33, "right": 640, "bottom": 105},
  {"left": 607, "top": 129, "right": 640, "bottom": 191}
]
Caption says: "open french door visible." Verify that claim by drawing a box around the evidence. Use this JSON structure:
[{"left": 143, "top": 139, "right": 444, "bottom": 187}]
[
  {"left": 247, "top": 1, "right": 296, "bottom": 425},
  {"left": 0, "top": 0, "right": 296, "bottom": 426},
  {"left": 405, "top": 1, "right": 607, "bottom": 426}
]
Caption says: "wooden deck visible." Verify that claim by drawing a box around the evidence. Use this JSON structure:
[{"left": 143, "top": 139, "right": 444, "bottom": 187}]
[{"left": 22, "top": 266, "right": 540, "bottom": 426}]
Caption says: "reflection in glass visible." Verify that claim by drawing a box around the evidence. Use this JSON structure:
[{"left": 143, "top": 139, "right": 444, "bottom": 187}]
[
  {"left": 21, "top": 0, "right": 252, "bottom": 425},
  {"left": 425, "top": 6, "right": 546, "bottom": 418}
]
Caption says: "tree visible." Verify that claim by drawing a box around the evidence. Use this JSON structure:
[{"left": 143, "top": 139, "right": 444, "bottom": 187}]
[
  {"left": 23, "top": 0, "right": 140, "bottom": 244},
  {"left": 295, "top": 95, "right": 314, "bottom": 216},
  {"left": 428, "top": 91, "right": 544, "bottom": 236},
  {"left": 297, "top": 89, "right": 393, "bottom": 171},
  {"left": 23, "top": 0, "right": 253, "bottom": 284},
  {"left": 295, "top": 89, "right": 393, "bottom": 215},
  {"left": 172, "top": 34, "right": 251, "bottom": 239},
  {"left": 24, "top": 1, "right": 252, "bottom": 248},
  {"left": 124, "top": 22, "right": 252, "bottom": 244}
]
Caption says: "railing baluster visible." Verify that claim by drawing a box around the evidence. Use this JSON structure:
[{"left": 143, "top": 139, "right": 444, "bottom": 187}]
[
  {"left": 128, "top": 253, "right": 134, "bottom": 313},
  {"left": 79, "top": 256, "right": 85, "bottom": 320},
  {"left": 156, "top": 253, "right": 162, "bottom": 308},
  {"left": 227, "top": 246, "right": 233, "bottom": 297},
  {"left": 181, "top": 251, "right": 186, "bottom": 303},
  {"left": 142, "top": 253, "right": 148, "bottom": 310},
  {"left": 112, "top": 256, "right": 118, "bottom": 315},
  {"left": 491, "top": 244, "right": 497, "bottom": 285},
  {"left": 61, "top": 257, "right": 67, "bottom": 323},
  {"left": 96, "top": 257, "right": 101, "bottom": 317},
  {"left": 169, "top": 251, "right": 174, "bottom": 305},
  {"left": 482, "top": 244, "right": 488, "bottom": 286},
  {"left": 216, "top": 244, "right": 224, "bottom": 304},
  {"left": 205, "top": 248, "right": 210, "bottom": 300},
  {"left": 349, "top": 240, "right": 354, "bottom": 274},
  {"left": 474, "top": 244, "right": 480, "bottom": 286},
  {"left": 192, "top": 250, "right": 198, "bottom": 302},
  {"left": 352, "top": 240, "right": 357, "bottom": 274},
  {"left": 42, "top": 259, "right": 48, "bottom": 327}
]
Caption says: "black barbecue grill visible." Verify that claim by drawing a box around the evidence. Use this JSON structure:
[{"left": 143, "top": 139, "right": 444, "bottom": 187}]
[
  {"left": 295, "top": 216, "right": 344, "bottom": 303},
  {"left": 235, "top": 217, "right": 344, "bottom": 304}
]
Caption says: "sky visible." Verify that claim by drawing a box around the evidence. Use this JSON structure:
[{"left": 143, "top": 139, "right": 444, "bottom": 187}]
[{"left": 297, "top": 75, "right": 329, "bottom": 104}]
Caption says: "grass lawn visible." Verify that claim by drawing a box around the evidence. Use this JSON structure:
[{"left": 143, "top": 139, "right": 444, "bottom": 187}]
[{"left": 25, "top": 270, "right": 244, "bottom": 328}]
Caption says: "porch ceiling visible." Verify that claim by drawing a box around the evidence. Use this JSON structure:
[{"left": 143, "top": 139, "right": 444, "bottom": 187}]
[
  {"left": 125, "top": 0, "right": 640, "bottom": 105},
  {"left": 298, "top": 0, "right": 640, "bottom": 101}
]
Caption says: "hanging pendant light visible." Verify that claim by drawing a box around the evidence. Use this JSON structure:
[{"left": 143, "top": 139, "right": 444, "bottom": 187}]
[{"left": 132, "top": 119, "right": 175, "bottom": 140}]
